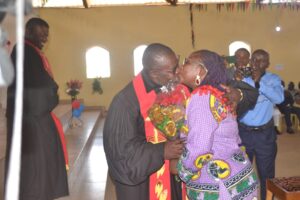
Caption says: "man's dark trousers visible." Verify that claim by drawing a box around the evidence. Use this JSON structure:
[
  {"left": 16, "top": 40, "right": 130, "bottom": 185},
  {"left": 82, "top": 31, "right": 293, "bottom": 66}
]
[{"left": 238, "top": 122, "right": 277, "bottom": 200}]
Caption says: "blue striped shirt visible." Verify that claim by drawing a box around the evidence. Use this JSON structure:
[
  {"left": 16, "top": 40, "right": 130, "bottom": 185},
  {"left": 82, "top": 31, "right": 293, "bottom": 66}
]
[{"left": 239, "top": 72, "right": 284, "bottom": 126}]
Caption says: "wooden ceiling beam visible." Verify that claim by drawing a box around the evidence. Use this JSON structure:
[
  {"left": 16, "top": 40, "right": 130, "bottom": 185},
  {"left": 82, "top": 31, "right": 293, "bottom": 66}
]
[{"left": 82, "top": 0, "right": 91, "bottom": 8}]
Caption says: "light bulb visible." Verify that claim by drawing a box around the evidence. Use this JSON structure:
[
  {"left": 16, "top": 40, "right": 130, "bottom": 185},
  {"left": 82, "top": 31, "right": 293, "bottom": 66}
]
[{"left": 275, "top": 26, "right": 281, "bottom": 32}]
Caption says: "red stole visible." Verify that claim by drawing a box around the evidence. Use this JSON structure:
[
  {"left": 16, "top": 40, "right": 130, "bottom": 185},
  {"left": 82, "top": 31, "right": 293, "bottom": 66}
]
[
  {"left": 51, "top": 113, "right": 69, "bottom": 170},
  {"left": 25, "top": 40, "right": 69, "bottom": 169},
  {"left": 133, "top": 74, "right": 171, "bottom": 200}
]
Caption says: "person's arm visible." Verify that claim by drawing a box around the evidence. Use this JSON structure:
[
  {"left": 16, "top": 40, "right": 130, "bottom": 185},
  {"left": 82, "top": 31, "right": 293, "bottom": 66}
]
[
  {"left": 103, "top": 91, "right": 183, "bottom": 185},
  {"left": 259, "top": 75, "right": 284, "bottom": 104},
  {"left": 222, "top": 80, "right": 259, "bottom": 118}
]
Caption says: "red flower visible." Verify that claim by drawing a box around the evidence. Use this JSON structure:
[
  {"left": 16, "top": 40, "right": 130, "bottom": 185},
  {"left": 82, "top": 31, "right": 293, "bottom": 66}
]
[
  {"left": 148, "top": 84, "right": 190, "bottom": 140},
  {"left": 66, "top": 79, "right": 82, "bottom": 90},
  {"left": 66, "top": 79, "right": 83, "bottom": 98},
  {"left": 157, "top": 84, "right": 190, "bottom": 106}
]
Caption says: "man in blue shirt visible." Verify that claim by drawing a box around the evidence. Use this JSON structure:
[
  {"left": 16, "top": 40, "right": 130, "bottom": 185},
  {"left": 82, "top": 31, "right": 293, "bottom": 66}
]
[{"left": 238, "top": 49, "right": 284, "bottom": 200}]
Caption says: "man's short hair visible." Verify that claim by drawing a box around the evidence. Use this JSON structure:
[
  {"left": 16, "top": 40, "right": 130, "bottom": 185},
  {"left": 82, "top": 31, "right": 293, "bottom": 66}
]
[
  {"left": 142, "top": 43, "right": 174, "bottom": 71},
  {"left": 252, "top": 49, "right": 269, "bottom": 59},
  {"left": 26, "top": 18, "right": 49, "bottom": 31},
  {"left": 234, "top": 48, "right": 250, "bottom": 56}
]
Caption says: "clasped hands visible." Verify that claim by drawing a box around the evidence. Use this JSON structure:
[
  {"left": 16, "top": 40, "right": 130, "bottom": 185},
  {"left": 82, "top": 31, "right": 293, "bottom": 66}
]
[{"left": 164, "top": 138, "right": 185, "bottom": 175}]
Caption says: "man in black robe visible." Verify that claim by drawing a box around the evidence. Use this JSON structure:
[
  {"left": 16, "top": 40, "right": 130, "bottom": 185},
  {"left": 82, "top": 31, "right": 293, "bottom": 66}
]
[
  {"left": 103, "top": 43, "right": 258, "bottom": 200},
  {"left": 104, "top": 43, "right": 185, "bottom": 200},
  {"left": 5, "top": 18, "right": 69, "bottom": 200}
]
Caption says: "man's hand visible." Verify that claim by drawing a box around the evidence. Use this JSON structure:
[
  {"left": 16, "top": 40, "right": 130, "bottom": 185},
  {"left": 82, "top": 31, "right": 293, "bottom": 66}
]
[
  {"left": 169, "top": 159, "right": 179, "bottom": 174},
  {"left": 234, "top": 69, "right": 244, "bottom": 81},
  {"left": 220, "top": 84, "right": 243, "bottom": 114},
  {"left": 164, "top": 139, "right": 185, "bottom": 160},
  {"left": 251, "top": 67, "right": 263, "bottom": 83}
]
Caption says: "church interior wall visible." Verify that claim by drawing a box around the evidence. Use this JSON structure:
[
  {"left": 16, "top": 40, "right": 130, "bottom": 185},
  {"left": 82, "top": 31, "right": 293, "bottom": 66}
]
[{"left": 1, "top": 5, "right": 299, "bottom": 109}]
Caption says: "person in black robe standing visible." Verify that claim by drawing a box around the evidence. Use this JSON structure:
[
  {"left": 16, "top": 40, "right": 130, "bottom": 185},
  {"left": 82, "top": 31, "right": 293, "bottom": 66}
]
[{"left": 5, "top": 18, "right": 69, "bottom": 200}]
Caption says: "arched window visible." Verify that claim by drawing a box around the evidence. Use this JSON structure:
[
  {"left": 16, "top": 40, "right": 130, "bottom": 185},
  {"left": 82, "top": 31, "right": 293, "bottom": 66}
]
[
  {"left": 86, "top": 46, "right": 110, "bottom": 78},
  {"left": 229, "top": 41, "right": 251, "bottom": 56},
  {"left": 133, "top": 45, "right": 147, "bottom": 76}
]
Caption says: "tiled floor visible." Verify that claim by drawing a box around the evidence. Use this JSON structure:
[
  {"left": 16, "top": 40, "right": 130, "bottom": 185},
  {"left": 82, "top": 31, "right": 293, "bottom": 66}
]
[
  {"left": 1, "top": 110, "right": 300, "bottom": 200},
  {"left": 58, "top": 115, "right": 108, "bottom": 200},
  {"left": 0, "top": 109, "right": 105, "bottom": 200},
  {"left": 60, "top": 114, "right": 300, "bottom": 200},
  {"left": 275, "top": 132, "right": 300, "bottom": 177},
  {"left": 64, "top": 111, "right": 101, "bottom": 172}
]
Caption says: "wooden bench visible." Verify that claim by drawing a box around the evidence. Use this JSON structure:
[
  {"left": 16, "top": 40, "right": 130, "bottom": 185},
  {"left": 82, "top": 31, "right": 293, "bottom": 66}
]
[{"left": 266, "top": 176, "right": 300, "bottom": 200}]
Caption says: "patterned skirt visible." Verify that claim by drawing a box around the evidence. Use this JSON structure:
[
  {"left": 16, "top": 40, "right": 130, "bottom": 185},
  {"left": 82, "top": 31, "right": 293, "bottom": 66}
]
[{"left": 178, "top": 158, "right": 259, "bottom": 200}]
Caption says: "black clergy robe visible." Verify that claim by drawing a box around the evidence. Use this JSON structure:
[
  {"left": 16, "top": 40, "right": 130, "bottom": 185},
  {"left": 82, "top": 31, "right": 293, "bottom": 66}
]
[
  {"left": 226, "top": 67, "right": 259, "bottom": 118},
  {"left": 5, "top": 42, "right": 69, "bottom": 200},
  {"left": 103, "top": 71, "right": 182, "bottom": 200}
]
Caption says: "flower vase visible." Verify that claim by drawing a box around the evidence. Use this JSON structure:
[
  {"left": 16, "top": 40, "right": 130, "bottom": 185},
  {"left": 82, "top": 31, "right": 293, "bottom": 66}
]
[
  {"left": 71, "top": 96, "right": 77, "bottom": 102},
  {"left": 69, "top": 96, "right": 83, "bottom": 128}
]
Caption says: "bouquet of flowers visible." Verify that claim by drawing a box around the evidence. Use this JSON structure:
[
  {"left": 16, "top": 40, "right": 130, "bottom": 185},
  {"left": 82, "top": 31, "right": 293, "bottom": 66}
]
[
  {"left": 66, "top": 79, "right": 83, "bottom": 100},
  {"left": 148, "top": 83, "right": 190, "bottom": 140}
]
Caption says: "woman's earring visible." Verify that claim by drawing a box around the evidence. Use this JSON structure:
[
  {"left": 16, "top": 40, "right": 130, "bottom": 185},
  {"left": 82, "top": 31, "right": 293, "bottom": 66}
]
[{"left": 195, "top": 75, "right": 201, "bottom": 86}]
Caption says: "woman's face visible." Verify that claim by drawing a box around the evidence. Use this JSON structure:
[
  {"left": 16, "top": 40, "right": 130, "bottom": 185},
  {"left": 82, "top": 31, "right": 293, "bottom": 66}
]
[{"left": 177, "top": 55, "right": 206, "bottom": 89}]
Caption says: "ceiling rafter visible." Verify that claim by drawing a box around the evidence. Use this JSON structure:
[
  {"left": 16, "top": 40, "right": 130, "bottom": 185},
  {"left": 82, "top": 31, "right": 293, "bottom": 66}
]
[
  {"left": 32, "top": 0, "right": 300, "bottom": 8},
  {"left": 82, "top": 0, "right": 91, "bottom": 8}
]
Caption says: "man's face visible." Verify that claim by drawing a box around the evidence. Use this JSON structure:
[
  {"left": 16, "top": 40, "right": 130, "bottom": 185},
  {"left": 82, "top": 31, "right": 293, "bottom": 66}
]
[
  {"left": 288, "top": 82, "right": 295, "bottom": 91},
  {"left": 28, "top": 25, "right": 49, "bottom": 49},
  {"left": 235, "top": 51, "right": 250, "bottom": 69},
  {"left": 152, "top": 54, "right": 179, "bottom": 86},
  {"left": 250, "top": 53, "right": 269, "bottom": 74}
]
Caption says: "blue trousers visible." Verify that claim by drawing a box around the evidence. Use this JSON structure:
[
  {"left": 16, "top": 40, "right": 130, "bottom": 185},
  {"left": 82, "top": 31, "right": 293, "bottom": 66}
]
[{"left": 238, "top": 124, "right": 277, "bottom": 200}]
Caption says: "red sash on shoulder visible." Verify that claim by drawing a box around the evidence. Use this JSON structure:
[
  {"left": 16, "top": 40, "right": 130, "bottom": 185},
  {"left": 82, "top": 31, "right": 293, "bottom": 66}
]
[
  {"left": 25, "top": 40, "right": 69, "bottom": 169},
  {"left": 133, "top": 74, "right": 171, "bottom": 200}
]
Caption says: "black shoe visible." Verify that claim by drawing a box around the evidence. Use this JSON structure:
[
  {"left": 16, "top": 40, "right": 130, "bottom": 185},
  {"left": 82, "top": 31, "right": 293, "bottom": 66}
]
[{"left": 287, "top": 127, "right": 295, "bottom": 134}]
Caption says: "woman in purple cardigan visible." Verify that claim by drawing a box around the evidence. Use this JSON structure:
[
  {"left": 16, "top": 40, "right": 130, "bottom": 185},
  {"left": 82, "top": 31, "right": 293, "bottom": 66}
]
[{"left": 176, "top": 50, "right": 258, "bottom": 200}]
